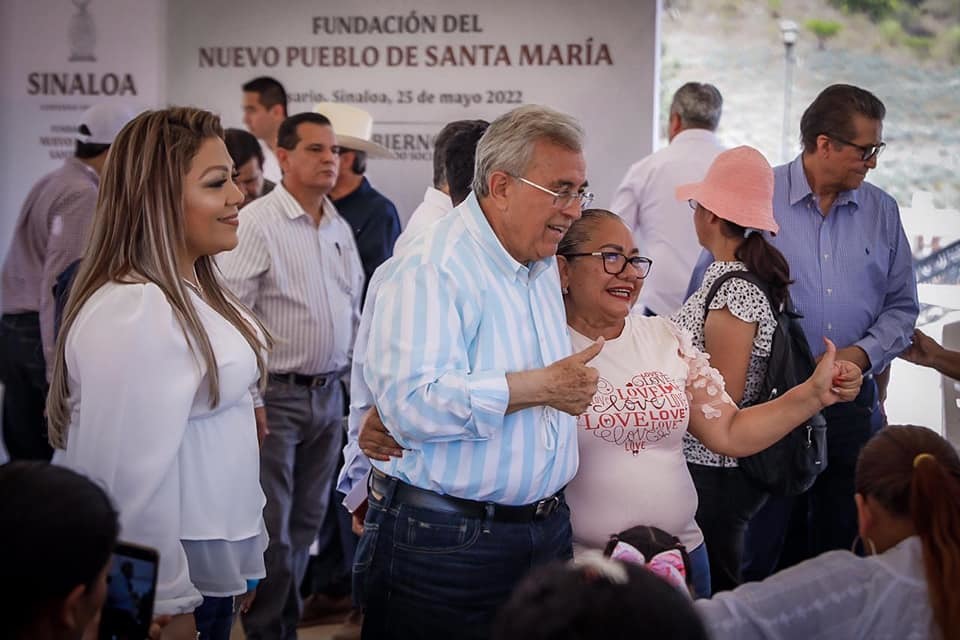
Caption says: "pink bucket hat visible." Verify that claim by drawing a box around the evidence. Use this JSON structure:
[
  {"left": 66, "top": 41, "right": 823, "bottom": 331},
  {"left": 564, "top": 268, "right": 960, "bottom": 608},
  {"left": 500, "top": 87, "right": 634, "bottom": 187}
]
[{"left": 675, "top": 145, "right": 779, "bottom": 235}]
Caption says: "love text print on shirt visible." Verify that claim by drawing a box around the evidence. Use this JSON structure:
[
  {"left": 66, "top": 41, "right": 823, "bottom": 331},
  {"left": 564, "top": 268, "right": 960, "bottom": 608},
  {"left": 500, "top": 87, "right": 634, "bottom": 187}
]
[{"left": 577, "top": 372, "right": 689, "bottom": 455}]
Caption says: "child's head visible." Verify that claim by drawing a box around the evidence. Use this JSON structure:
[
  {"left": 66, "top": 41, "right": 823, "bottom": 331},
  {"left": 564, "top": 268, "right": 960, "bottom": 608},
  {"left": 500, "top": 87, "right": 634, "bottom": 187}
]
[
  {"left": 492, "top": 556, "right": 708, "bottom": 640},
  {"left": 603, "top": 525, "right": 694, "bottom": 594}
]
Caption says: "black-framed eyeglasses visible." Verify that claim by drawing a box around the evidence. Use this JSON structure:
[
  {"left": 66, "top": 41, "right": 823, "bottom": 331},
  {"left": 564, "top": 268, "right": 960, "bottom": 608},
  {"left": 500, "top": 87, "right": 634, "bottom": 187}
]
[
  {"left": 513, "top": 176, "right": 595, "bottom": 210},
  {"left": 826, "top": 135, "right": 886, "bottom": 162},
  {"left": 560, "top": 252, "right": 653, "bottom": 277}
]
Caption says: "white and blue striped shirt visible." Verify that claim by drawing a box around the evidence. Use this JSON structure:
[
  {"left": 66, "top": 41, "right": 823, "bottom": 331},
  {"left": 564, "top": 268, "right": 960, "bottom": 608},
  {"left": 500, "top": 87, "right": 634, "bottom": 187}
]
[{"left": 364, "top": 193, "right": 578, "bottom": 505}]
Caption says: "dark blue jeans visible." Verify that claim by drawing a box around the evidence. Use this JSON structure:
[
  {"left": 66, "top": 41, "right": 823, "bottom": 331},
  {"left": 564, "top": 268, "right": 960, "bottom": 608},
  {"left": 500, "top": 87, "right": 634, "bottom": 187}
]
[
  {"left": 194, "top": 596, "right": 235, "bottom": 640},
  {"left": 0, "top": 313, "right": 51, "bottom": 461},
  {"left": 689, "top": 463, "right": 767, "bottom": 593},
  {"left": 687, "top": 543, "right": 712, "bottom": 599},
  {"left": 354, "top": 477, "right": 573, "bottom": 640}
]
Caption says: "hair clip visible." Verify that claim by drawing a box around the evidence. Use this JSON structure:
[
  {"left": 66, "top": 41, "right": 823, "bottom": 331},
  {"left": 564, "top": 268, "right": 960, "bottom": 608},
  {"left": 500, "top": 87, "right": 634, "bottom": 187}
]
[
  {"left": 573, "top": 550, "right": 629, "bottom": 584},
  {"left": 913, "top": 452, "right": 936, "bottom": 468}
]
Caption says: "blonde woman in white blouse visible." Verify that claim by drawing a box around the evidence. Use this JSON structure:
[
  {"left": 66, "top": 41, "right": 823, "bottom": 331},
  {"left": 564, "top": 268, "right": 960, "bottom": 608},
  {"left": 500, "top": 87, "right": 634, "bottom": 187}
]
[{"left": 47, "top": 108, "right": 271, "bottom": 639}]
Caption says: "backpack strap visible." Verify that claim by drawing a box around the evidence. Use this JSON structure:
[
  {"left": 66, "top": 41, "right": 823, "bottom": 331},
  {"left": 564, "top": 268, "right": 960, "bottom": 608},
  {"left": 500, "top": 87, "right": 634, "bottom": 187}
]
[{"left": 702, "top": 270, "right": 776, "bottom": 317}]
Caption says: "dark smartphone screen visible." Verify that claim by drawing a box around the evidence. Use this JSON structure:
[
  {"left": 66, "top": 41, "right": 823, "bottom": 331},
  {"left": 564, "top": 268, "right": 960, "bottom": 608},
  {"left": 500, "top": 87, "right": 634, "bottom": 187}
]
[{"left": 98, "top": 542, "right": 159, "bottom": 640}]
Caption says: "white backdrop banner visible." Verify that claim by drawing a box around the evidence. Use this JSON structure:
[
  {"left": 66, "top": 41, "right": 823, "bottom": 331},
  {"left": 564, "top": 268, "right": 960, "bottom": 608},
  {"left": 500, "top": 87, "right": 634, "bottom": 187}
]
[
  {"left": 0, "top": 0, "right": 658, "bottom": 278},
  {"left": 0, "top": 0, "right": 165, "bottom": 287},
  {"left": 166, "top": 0, "right": 659, "bottom": 223}
]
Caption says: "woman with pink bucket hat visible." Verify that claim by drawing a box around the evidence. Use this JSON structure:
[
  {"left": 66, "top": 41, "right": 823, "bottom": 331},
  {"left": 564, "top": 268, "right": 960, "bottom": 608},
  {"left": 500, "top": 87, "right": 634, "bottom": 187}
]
[{"left": 672, "top": 146, "right": 795, "bottom": 594}]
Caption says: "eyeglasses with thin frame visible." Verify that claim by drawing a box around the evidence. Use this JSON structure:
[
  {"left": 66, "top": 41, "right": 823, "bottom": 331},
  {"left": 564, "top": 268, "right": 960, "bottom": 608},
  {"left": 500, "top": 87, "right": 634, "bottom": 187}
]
[
  {"left": 513, "top": 175, "right": 595, "bottom": 210},
  {"left": 825, "top": 135, "right": 885, "bottom": 162},
  {"left": 560, "top": 251, "right": 653, "bottom": 278}
]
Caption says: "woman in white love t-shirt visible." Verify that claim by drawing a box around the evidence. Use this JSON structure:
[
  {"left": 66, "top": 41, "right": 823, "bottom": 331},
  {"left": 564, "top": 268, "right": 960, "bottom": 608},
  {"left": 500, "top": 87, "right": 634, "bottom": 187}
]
[{"left": 556, "top": 209, "right": 861, "bottom": 598}]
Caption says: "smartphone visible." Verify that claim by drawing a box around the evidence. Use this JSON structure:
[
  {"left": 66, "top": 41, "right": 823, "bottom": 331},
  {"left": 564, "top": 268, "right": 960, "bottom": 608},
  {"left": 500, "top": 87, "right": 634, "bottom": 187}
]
[{"left": 98, "top": 542, "right": 159, "bottom": 640}]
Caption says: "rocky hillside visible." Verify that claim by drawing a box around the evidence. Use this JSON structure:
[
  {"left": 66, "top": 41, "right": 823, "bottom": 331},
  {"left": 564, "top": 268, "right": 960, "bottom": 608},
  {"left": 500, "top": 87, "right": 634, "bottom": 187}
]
[{"left": 660, "top": 0, "right": 959, "bottom": 209}]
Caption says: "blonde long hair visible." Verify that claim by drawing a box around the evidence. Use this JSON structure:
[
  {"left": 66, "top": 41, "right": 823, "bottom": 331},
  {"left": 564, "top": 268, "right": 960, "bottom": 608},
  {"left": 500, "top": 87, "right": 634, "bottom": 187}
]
[{"left": 47, "top": 107, "right": 271, "bottom": 448}]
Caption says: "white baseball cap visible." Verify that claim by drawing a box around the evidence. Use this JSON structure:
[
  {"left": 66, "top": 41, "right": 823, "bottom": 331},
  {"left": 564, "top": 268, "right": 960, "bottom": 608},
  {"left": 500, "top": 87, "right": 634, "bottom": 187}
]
[{"left": 76, "top": 103, "right": 140, "bottom": 145}]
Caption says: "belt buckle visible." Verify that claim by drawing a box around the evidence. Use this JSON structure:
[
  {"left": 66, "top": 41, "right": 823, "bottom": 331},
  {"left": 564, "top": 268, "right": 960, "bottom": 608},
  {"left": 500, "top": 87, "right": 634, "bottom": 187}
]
[{"left": 534, "top": 495, "right": 560, "bottom": 519}]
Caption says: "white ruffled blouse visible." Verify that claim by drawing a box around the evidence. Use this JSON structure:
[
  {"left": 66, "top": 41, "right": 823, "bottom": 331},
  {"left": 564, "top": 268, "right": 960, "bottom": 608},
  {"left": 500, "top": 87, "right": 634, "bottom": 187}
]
[{"left": 56, "top": 282, "right": 267, "bottom": 615}]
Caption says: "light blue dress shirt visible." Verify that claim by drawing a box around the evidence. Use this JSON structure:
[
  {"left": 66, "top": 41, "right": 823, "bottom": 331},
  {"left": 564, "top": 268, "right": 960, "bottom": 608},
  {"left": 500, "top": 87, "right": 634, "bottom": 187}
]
[
  {"left": 686, "top": 155, "right": 918, "bottom": 374},
  {"left": 349, "top": 192, "right": 578, "bottom": 506}
]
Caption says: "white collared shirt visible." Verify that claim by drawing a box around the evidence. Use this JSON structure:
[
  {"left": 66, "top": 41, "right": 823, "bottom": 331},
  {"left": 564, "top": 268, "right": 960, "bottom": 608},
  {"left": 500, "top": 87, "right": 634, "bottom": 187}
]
[
  {"left": 258, "top": 139, "right": 282, "bottom": 184},
  {"left": 610, "top": 129, "right": 725, "bottom": 316},
  {"left": 394, "top": 186, "right": 453, "bottom": 254},
  {"left": 218, "top": 183, "right": 363, "bottom": 374}
]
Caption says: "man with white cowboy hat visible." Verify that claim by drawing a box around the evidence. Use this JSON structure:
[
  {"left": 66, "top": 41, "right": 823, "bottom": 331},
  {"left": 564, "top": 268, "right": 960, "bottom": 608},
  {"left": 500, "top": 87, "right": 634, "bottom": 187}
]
[
  {"left": 315, "top": 103, "right": 399, "bottom": 303},
  {"left": 0, "top": 101, "right": 138, "bottom": 461}
]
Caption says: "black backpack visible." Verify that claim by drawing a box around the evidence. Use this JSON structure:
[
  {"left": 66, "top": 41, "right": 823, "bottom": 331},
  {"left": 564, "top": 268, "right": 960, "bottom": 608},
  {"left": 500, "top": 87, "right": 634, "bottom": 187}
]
[{"left": 703, "top": 270, "right": 827, "bottom": 496}]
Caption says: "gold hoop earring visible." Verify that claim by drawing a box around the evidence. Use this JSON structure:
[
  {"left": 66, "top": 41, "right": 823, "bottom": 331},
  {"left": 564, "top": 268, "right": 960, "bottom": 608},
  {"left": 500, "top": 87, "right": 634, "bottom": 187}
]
[{"left": 851, "top": 535, "right": 877, "bottom": 556}]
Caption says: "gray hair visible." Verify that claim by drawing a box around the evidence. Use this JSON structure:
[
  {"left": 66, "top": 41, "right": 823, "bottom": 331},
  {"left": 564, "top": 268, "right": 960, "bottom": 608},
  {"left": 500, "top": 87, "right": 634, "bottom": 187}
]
[
  {"left": 472, "top": 105, "right": 585, "bottom": 197},
  {"left": 669, "top": 82, "right": 723, "bottom": 131}
]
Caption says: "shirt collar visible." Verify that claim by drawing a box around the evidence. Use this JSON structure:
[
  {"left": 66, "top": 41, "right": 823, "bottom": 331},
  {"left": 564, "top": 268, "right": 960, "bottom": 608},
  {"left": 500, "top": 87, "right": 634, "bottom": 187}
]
[
  {"left": 788, "top": 154, "right": 861, "bottom": 211},
  {"left": 66, "top": 157, "right": 100, "bottom": 185},
  {"left": 701, "top": 260, "right": 747, "bottom": 290},
  {"left": 459, "top": 192, "right": 555, "bottom": 283},
  {"left": 342, "top": 176, "right": 373, "bottom": 201},
  {"left": 424, "top": 186, "right": 453, "bottom": 209},
  {"left": 330, "top": 176, "right": 373, "bottom": 209},
  {"left": 670, "top": 128, "right": 720, "bottom": 146},
  {"left": 274, "top": 182, "right": 339, "bottom": 225}
]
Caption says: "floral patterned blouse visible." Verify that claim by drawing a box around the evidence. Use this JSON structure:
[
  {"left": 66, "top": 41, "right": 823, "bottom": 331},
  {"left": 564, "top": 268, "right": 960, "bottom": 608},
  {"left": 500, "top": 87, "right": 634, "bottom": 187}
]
[{"left": 671, "top": 261, "right": 777, "bottom": 468}]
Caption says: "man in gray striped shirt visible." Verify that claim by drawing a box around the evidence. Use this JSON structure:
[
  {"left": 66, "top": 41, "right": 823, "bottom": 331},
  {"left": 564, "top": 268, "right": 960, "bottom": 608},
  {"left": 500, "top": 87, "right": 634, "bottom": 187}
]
[{"left": 219, "top": 112, "right": 364, "bottom": 639}]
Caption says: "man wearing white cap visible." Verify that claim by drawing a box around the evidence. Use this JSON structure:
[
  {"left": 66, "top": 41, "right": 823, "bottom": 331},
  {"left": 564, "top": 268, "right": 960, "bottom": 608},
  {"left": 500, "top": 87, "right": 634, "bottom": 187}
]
[
  {"left": 316, "top": 103, "right": 399, "bottom": 303},
  {"left": 0, "top": 102, "right": 137, "bottom": 461}
]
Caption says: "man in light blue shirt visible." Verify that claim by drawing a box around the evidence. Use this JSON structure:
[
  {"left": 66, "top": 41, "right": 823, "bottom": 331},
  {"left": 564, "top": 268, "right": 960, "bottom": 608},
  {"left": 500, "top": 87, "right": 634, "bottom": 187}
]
[
  {"left": 352, "top": 105, "right": 603, "bottom": 639},
  {"left": 690, "top": 85, "right": 918, "bottom": 576}
]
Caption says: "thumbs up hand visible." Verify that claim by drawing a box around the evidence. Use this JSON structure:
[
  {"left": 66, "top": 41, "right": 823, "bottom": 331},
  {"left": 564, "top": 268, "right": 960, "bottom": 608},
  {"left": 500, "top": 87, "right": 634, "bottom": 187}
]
[{"left": 545, "top": 338, "right": 604, "bottom": 415}]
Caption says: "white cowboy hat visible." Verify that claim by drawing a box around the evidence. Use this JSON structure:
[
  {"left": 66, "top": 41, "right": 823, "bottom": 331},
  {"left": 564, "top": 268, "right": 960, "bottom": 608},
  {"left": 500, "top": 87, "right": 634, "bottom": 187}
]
[{"left": 313, "top": 102, "right": 395, "bottom": 159}]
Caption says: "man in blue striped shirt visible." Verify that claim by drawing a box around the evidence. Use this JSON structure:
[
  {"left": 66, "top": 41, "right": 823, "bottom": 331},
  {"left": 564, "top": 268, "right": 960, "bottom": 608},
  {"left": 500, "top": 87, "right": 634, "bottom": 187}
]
[
  {"left": 355, "top": 105, "right": 603, "bottom": 639},
  {"left": 690, "top": 85, "right": 919, "bottom": 577}
]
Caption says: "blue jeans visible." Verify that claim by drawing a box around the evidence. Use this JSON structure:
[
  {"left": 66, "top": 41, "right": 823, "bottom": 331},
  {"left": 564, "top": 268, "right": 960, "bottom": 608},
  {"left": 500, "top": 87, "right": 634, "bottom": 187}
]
[
  {"left": 688, "top": 543, "right": 712, "bottom": 599},
  {"left": 0, "top": 313, "right": 51, "bottom": 461},
  {"left": 195, "top": 596, "right": 235, "bottom": 640},
  {"left": 354, "top": 477, "right": 574, "bottom": 640},
  {"left": 689, "top": 463, "right": 767, "bottom": 593}
]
